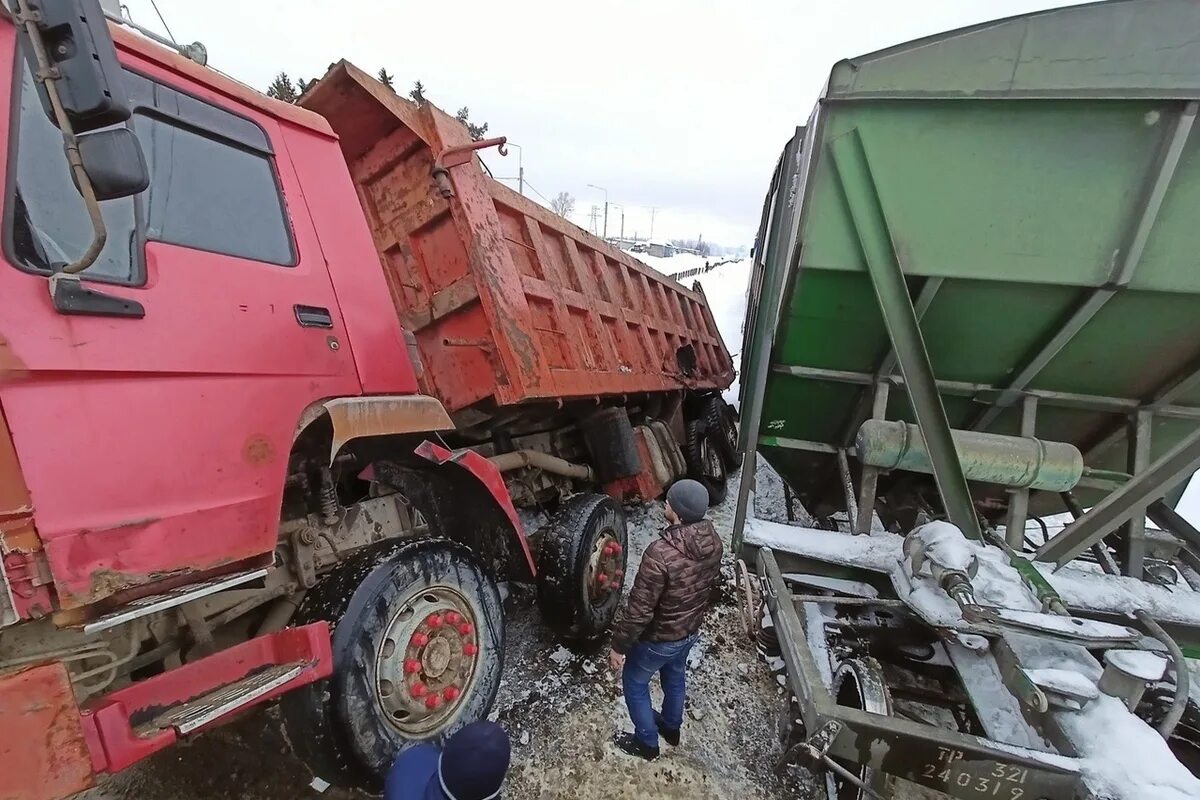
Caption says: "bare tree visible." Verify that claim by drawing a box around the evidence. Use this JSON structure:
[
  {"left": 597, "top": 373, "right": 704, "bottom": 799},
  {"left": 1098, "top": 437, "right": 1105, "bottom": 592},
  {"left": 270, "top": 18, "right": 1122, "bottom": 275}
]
[{"left": 550, "top": 192, "right": 576, "bottom": 218}]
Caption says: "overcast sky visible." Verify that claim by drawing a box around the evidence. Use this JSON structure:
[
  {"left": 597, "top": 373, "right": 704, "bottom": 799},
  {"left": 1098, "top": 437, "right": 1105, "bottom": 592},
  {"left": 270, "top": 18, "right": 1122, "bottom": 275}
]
[{"left": 118, "top": 0, "right": 1091, "bottom": 248}]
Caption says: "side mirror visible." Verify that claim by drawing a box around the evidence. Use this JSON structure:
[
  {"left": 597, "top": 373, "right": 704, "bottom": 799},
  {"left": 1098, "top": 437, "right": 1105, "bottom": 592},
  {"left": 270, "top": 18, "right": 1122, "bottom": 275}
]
[
  {"left": 76, "top": 128, "right": 148, "bottom": 200},
  {"left": 17, "top": 0, "right": 132, "bottom": 132}
]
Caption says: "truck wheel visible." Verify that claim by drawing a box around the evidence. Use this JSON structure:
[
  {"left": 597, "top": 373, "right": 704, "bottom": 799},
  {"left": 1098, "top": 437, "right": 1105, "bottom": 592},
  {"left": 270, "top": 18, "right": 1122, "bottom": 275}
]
[
  {"left": 685, "top": 418, "right": 728, "bottom": 505},
  {"left": 706, "top": 396, "right": 740, "bottom": 470},
  {"left": 281, "top": 539, "right": 503, "bottom": 792},
  {"left": 537, "top": 493, "right": 628, "bottom": 641}
]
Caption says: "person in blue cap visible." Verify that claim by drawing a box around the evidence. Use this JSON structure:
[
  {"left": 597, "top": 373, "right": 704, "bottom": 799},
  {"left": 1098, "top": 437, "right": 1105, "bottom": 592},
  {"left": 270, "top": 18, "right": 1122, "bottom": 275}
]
[
  {"left": 609, "top": 478, "right": 723, "bottom": 761},
  {"left": 384, "top": 720, "right": 511, "bottom": 800}
]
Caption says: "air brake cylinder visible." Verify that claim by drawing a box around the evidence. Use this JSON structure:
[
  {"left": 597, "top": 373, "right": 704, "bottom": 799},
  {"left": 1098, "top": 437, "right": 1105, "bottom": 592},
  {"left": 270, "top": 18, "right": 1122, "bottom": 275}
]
[{"left": 856, "top": 419, "right": 1084, "bottom": 492}]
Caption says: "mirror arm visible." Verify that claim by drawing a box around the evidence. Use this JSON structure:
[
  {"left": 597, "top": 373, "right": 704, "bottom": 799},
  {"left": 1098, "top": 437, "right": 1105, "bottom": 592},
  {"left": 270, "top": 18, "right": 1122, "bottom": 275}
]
[{"left": 14, "top": 0, "right": 108, "bottom": 277}]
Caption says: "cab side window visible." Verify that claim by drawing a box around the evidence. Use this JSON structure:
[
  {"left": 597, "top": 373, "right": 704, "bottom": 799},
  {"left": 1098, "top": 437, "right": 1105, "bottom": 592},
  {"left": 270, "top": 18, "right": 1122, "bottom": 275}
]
[
  {"left": 7, "top": 61, "right": 295, "bottom": 284},
  {"left": 10, "top": 65, "right": 138, "bottom": 282},
  {"left": 136, "top": 115, "right": 293, "bottom": 265}
]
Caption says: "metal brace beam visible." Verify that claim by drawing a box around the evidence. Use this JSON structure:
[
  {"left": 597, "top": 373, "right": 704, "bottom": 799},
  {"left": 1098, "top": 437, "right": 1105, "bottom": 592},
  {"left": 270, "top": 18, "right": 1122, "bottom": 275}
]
[
  {"left": 973, "top": 101, "right": 1197, "bottom": 433},
  {"left": 856, "top": 382, "right": 889, "bottom": 535},
  {"left": 1004, "top": 396, "right": 1038, "bottom": 548},
  {"left": 1119, "top": 410, "right": 1152, "bottom": 578},
  {"left": 840, "top": 277, "right": 944, "bottom": 446},
  {"left": 773, "top": 363, "right": 1200, "bottom": 421},
  {"left": 1036, "top": 425, "right": 1200, "bottom": 566},
  {"left": 829, "top": 129, "right": 980, "bottom": 539},
  {"left": 1146, "top": 500, "right": 1200, "bottom": 556}
]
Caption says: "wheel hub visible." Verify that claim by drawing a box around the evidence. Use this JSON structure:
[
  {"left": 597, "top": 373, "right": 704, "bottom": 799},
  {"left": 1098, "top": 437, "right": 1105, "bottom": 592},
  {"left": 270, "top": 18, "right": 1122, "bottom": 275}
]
[
  {"left": 585, "top": 530, "right": 624, "bottom": 602},
  {"left": 375, "top": 587, "right": 480, "bottom": 735},
  {"left": 422, "top": 637, "right": 452, "bottom": 677}
]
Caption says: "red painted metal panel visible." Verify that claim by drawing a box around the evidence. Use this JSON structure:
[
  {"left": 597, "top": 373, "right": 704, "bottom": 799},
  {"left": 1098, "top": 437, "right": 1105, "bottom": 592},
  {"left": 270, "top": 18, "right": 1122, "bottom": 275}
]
[
  {"left": 301, "top": 62, "right": 735, "bottom": 417},
  {"left": 0, "top": 25, "right": 365, "bottom": 608},
  {"left": 82, "top": 623, "right": 332, "bottom": 774},
  {"left": 275, "top": 121, "right": 418, "bottom": 395},
  {"left": 413, "top": 441, "right": 536, "bottom": 578},
  {"left": 0, "top": 662, "right": 95, "bottom": 800}
]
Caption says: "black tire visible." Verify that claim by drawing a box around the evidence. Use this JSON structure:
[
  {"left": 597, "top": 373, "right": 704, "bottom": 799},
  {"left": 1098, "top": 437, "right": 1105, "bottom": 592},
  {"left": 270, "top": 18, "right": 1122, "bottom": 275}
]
[
  {"left": 537, "top": 493, "right": 628, "bottom": 641},
  {"left": 684, "top": 418, "right": 728, "bottom": 505},
  {"left": 705, "top": 396, "right": 740, "bottom": 471},
  {"left": 281, "top": 538, "right": 503, "bottom": 792}
]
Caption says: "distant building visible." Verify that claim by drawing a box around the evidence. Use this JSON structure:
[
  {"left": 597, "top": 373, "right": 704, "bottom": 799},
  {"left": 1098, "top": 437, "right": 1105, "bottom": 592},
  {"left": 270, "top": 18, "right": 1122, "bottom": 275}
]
[{"left": 646, "top": 241, "right": 676, "bottom": 258}]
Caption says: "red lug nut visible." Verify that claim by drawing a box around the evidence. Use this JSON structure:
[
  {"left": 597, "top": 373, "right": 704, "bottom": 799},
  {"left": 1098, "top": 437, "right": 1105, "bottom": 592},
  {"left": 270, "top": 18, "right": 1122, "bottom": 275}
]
[
  {"left": 463, "top": 643, "right": 479, "bottom": 656},
  {"left": 443, "top": 686, "right": 461, "bottom": 702},
  {"left": 603, "top": 544, "right": 617, "bottom": 557},
  {"left": 426, "top": 614, "right": 443, "bottom": 628},
  {"left": 425, "top": 694, "right": 442, "bottom": 710},
  {"left": 444, "top": 611, "right": 461, "bottom": 625},
  {"left": 403, "top": 659, "right": 422, "bottom": 675},
  {"left": 598, "top": 573, "right": 609, "bottom": 585},
  {"left": 411, "top": 633, "right": 429, "bottom": 648},
  {"left": 614, "top": 570, "right": 624, "bottom": 580},
  {"left": 458, "top": 622, "right": 473, "bottom": 635},
  {"left": 410, "top": 682, "right": 428, "bottom": 698},
  {"left": 613, "top": 543, "right": 623, "bottom": 554}
]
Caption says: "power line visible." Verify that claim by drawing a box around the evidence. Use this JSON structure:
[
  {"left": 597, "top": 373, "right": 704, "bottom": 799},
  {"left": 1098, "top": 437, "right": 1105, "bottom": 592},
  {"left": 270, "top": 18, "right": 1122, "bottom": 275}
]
[{"left": 148, "top": 0, "right": 177, "bottom": 43}]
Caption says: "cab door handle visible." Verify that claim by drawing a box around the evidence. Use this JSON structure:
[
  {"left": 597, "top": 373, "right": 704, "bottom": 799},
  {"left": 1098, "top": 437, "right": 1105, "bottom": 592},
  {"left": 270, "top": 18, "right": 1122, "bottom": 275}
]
[{"left": 294, "top": 305, "right": 333, "bottom": 329}]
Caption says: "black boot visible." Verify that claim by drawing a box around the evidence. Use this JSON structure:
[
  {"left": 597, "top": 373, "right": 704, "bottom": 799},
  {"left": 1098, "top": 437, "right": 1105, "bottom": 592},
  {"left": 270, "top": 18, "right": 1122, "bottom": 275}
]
[
  {"left": 613, "top": 732, "right": 660, "bottom": 761},
  {"left": 653, "top": 711, "right": 681, "bottom": 746}
]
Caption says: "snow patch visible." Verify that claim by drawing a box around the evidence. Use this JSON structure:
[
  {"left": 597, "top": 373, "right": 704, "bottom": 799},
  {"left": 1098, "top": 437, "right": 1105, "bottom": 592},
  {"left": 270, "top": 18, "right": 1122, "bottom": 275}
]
[
  {"left": 1104, "top": 649, "right": 1167, "bottom": 682},
  {"left": 1023, "top": 668, "right": 1099, "bottom": 701},
  {"left": 1057, "top": 694, "right": 1200, "bottom": 800},
  {"left": 548, "top": 646, "right": 574, "bottom": 667}
]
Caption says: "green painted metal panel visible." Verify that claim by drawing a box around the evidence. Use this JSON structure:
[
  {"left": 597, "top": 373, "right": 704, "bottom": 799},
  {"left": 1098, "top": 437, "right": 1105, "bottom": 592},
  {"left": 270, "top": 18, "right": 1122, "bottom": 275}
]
[
  {"left": 743, "top": 0, "right": 1200, "bottom": 524},
  {"left": 828, "top": 0, "right": 1200, "bottom": 100}
]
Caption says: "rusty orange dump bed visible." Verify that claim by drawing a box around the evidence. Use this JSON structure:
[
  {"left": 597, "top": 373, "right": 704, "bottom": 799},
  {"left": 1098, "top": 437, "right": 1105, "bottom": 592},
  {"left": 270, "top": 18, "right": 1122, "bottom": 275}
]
[{"left": 302, "top": 62, "right": 733, "bottom": 416}]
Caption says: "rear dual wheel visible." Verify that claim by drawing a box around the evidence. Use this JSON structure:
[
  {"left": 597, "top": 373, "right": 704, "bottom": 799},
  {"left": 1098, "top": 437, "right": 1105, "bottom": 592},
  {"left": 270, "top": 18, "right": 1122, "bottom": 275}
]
[
  {"left": 706, "top": 395, "right": 741, "bottom": 471},
  {"left": 685, "top": 417, "right": 729, "bottom": 505},
  {"left": 281, "top": 539, "right": 503, "bottom": 792},
  {"left": 537, "top": 493, "right": 628, "bottom": 642}
]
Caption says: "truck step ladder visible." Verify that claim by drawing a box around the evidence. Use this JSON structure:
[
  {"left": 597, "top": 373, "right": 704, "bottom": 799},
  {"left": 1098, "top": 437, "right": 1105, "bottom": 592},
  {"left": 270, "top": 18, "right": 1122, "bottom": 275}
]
[
  {"left": 82, "top": 568, "right": 269, "bottom": 634},
  {"left": 134, "top": 662, "right": 306, "bottom": 736}
]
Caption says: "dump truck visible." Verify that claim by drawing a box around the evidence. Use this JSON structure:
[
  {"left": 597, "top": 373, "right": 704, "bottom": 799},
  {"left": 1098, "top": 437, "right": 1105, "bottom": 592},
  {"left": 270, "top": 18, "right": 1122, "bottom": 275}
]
[
  {"left": 732, "top": 2, "right": 1200, "bottom": 798},
  {"left": 0, "top": 2, "right": 735, "bottom": 796}
]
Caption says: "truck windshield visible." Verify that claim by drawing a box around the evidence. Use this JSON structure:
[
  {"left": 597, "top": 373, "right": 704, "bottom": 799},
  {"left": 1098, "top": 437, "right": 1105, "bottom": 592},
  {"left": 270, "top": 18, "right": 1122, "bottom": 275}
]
[{"left": 10, "top": 62, "right": 140, "bottom": 283}]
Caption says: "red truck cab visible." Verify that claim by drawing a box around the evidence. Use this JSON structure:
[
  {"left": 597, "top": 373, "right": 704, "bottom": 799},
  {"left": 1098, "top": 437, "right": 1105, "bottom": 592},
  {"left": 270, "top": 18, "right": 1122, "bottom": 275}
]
[{"left": 0, "top": 17, "right": 423, "bottom": 614}]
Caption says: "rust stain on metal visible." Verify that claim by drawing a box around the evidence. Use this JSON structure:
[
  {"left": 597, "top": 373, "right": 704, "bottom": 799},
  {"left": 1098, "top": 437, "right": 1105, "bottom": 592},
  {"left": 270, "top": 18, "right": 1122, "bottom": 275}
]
[
  {"left": 0, "top": 333, "right": 29, "bottom": 383},
  {"left": 242, "top": 435, "right": 275, "bottom": 465},
  {"left": 307, "top": 62, "right": 735, "bottom": 415},
  {"left": 0, "top": 663, "right": 94, "bottom": 799},
  {"left": 324, "top": 395, "right": 453, "bottom": 461}
]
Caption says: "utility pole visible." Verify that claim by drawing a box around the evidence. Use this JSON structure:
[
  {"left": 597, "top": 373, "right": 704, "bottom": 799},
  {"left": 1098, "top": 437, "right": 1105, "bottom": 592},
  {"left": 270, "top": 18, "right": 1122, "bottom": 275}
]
[
  {"left": 611, "top": 203, "right": 625, "bottom": 242},
  {"left": 508, "top": 143, "right": 524, "bottom": 196},
  {"left": 588, "top": 183, "right": 608, "bottom": 239},
  {"left": 649, "top": 207, "right": 658, "bottom": 239},
  {"left": 587, "top": 205, "right": 601, "bottom": 235}
]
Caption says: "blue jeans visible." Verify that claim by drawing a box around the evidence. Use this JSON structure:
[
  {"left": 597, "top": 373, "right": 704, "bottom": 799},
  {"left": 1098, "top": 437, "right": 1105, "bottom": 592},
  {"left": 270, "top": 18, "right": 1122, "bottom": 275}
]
[{"left": 622, "top": 634, "right": 697, "bottom": 749}]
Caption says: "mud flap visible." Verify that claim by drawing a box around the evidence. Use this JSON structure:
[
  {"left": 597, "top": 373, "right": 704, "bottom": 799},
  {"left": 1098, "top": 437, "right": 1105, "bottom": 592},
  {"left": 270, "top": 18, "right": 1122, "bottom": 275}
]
[{"left": 409, "top": 440, "right": 536, "bottom": 581}]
